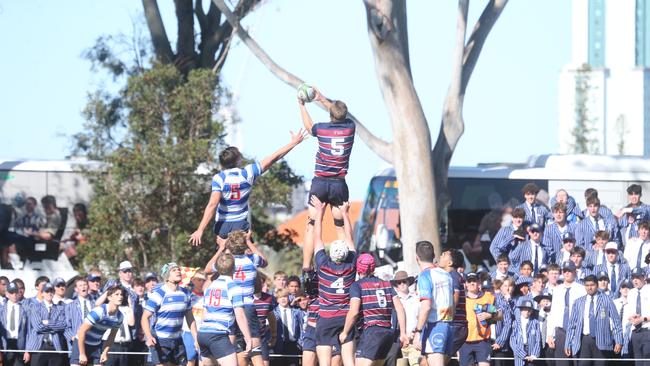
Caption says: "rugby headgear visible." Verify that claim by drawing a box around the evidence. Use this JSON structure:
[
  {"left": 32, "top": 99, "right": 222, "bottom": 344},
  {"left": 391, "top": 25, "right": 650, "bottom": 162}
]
[
  {"left": 356, "top": 253, "right": 376, "bottom": 275},
  {"left": 329, "top": 240, "right": 349, "bottom": 262}
]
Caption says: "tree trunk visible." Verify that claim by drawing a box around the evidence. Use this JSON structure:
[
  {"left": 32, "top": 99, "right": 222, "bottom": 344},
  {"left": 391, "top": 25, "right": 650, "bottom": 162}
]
[{"left": 364, "top": 0, "right": 438, "bottom": 273}]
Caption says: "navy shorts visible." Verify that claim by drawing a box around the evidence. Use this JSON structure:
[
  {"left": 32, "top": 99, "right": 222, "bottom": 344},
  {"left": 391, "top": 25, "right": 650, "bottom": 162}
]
[
  {"left": 149, "top": 337, "right": 187, "bottom": 365},
  {"left": 232, "top": 305, "right": 260, "bottom": 339},
  {"left": 450, "top": 322, "right": 468, "bottom": 356},
  {"left": 355, "top": 326, "right": 394, "bottom": 360},
  {"left": 213, "top": 220, "right": 250, "bottom": 239},
  {"left": 70, "top": 339, "right": 102, "bottom": 364},
  {"left": 302, "top": 324, "right": 317, "bottom": 352},
  {"left": 198, "top": 332, "right": 236, "bottom": 360},
  {"left": 309, "top": 177, "right": 349, "bottom": 207},
  {"left": 315, "top": 316, "right": 354, "bottom": 347},
  {"left": 421, "top": 321, "right": 453, "bottom": 355},
  {"left": 459, "top": 340, "right": 492, "bottom": 365}
]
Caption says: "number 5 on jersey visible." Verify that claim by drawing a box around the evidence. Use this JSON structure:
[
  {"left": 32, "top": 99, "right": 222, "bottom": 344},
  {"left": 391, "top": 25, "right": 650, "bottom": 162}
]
[{"left": 330, "top": 138, "right": 344, "bottom": 156}]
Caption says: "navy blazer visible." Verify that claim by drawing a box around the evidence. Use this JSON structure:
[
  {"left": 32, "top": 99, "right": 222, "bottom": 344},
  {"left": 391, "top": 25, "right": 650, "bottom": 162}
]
[
  {"left": 0, "top": 301, "right": 29, "bottom": 350},
  {"left": 509, "top": 240, "right": 551, "bottom": 274},
  {"left": 575, "top": 215, "right": 620, "bottom": 248},
  {"left": 565, "top": 294, "right": 624, "bottom": 355},
  {"left": 64, "top": 297, "right": 95, "bottom": 345},
  {"left": 273, "top": 306, "right": 303, "bottom": 353},
  {"left": 510, "top": 318, "right": 542, "bottom": 366},
  {"left": 26, "top": 302, "right": 67, "bottom": 351},
  {"left": 592, "top": 262, "right": 631, "bottom": 298}
]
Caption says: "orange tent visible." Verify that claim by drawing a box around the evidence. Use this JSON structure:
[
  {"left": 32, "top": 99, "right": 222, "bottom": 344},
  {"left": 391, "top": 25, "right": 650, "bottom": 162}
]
[{"left": 277, "top": 202, "right": 363, "bottom": 246}]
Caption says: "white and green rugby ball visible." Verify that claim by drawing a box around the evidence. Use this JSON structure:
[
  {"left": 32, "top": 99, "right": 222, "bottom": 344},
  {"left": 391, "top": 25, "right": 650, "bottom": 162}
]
[{"left": 297, "top": 83, "right": 316, "bottom": 103}]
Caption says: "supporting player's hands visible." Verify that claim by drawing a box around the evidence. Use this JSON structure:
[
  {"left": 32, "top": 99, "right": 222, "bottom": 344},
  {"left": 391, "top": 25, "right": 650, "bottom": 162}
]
[
  {"left": 216, "top": 236, "right": 227, "bottom": 251},
  {"left": 188, "top": 230, "right": 203, "bottom": 246},
  {"left": 338, "top": 332, "right": 348, "bottom": 345},
  {"left": 339, "top": 201, "right": 350, "bottom": 214},
  {"left": 312, "top": 86, "right": 325, "bottom": 102},
  {"left": 310, "top": 195, "right": 326, "bottom": 217},
  {"left": 146, "top": 336, "right": 157, "bottom": 347},
  {"left": 290, "top": 128, "right": 309, "bottom": 146}
]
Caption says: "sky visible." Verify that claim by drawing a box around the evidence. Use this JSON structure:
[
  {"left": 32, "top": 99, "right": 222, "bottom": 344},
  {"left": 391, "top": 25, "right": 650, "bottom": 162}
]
[{"left": 0, "top": 0, "right": 572, "bottom": 200}]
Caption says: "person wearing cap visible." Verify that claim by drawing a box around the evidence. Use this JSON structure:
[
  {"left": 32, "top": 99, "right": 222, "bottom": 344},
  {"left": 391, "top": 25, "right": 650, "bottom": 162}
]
[
  {"left": 142, "top": 262, "right": 197, "bottom": 366},
  {"left": 458, "top": 270, "right": 499, "bottom": 366},
  {"left": 490, "top": 207, "right": 527, "bottom": 263},
  {"left": 514, "top": 276, "right": 533, "bottom": 301},
  {"left": 510, "top": 298, "right": 542, "bottom": 366},
  {"left": 52, "top": 277, "right": 70, "bottom": 305},
  {"left": 197, "top": 253, "right": 252, "bottom": 366},
  {"left": 554, "top": 232, "right": 577, "bottom": 267},
  {"left": 533, "top": 291, "right": 553, "bottom": 363},
  {"left": 26, "top": 282, "right": 67, "bottom": 366},
  {"left": 389, "top": 269, "right": 419, "bottom": 366},
  {"left": 492, "top": 277, "right": 516, "bottom": 366},
  {"left": 509, "top": 223, "right": 550, "bottom": 276},
  {"left": 72, "top": 285, "right": 127, "bottom": 366},
  {"left": 613, "top": 281, "right": 634, "bottom": 360},
  {"left": 593, "top": 242, "right": 631, "bottom": 299},
  {"left": 86, "top": 269, "right": 103, "bottom": 302},
  {"left": 622, "top": 268, "right": 650, "bottom": 364},
  {"left": 565, "top": 275, "right": 624, "bottom": 363},
  {"left": 308, "top": 196, "right": 357, "bottom": 366},
  {"left": 546, "top": 261, "right": 586, "bottom": 366},
  {"left": 64, "top": 277, "right": 95, "bottom": 350},
  {"left": 576, "top": 195, "right": 620, "bottom": 249},
  {"left": 204, "top": 230, "right": 268, "bottom": 366},
  {"left": 623, "top": 221, "right": 650, "bottom": 273},
  {"left": 584, "top": 231, "right": 612, "bottom": 272},
  {"left": 183, "top": 270, "right": 206, "bottom": 366},
  {"left": 0, "top": 281, "right": 30, "bottom": 366},
  {"left": 543, "top": 201, "right": 577, "bottom": 255},
  {"left": 516, "top": 182, "right": 550, "bottom": 229},
  {"left": 339, "top": 254, "right": 408, "bottom": 366}
]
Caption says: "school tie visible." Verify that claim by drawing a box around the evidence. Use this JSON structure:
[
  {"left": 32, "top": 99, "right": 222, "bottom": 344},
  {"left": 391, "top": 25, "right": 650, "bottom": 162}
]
[
  {"left": 610, "top": 264, "right": 617, "bottom": 294},
  {"left": 533, "top": 245, "right": 540, "bottom": 274},
  {"left": 563, "top": 287, "right": 571, "bottom": 329},
  {"left": 620, "top": 302, "right": 626, "bottom": 323},
  {"left": 531, "top": 205, "right": 537, "bottom": 223},
  {"left": 637, "top": 242, "right": 646, "bottom": 270},
  {"left": 282, "top": 308, "right": 290, "bottom": 341},
  {"left": 119, "top": 318, "right": 127, "bottom": 340},
  {"left": 600, "top": 251, "right": 605, "bottom": 265},
  {"left": 637, "top": 289, "right": 642, "bottom": 315},
  {"left": 589, "top": 296, "right": 596, "bottom": 337},
  {"left": 9, "top": 304, "right": 16, "bottom": 333}
]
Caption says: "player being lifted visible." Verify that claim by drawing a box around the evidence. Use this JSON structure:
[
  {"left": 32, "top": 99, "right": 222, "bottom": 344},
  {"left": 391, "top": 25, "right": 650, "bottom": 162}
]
[
  {"left": 189, "top": 129, "right": 307, "bottom": 246},
  {"left": 204, "top": 231, "right": 267, "bottom": 366},
  {"left": 340, "top": 253, "right": 409, "bottom": 366},
  {"left": 310, "top": 196, "right": 357, "bottom": 366},
  {"left": 298, "top": 88, "right": 355, "bottom": 274}
]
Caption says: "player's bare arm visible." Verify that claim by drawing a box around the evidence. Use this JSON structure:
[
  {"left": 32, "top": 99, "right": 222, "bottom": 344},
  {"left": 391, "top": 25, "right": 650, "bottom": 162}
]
[
  {"left": 338, "top": 297, "right": 360, "bottom": 345},
  {"left": 311, "top": 195, "right": 327, "bottom": 253},
  {"left": 260, "top": 129, "right": 308, "bottom": 172},
  {"left": 341, "top": 202, "right": 355, "bottom": 252},
  {"left": 189, "top": 191, "right": 222, "bottom": 246},
  {"left": 299, "top": 99, "right": 315, "bottom": 132},
  {"left": 245, "top": 231, "right": 268, "bottom": 265}
]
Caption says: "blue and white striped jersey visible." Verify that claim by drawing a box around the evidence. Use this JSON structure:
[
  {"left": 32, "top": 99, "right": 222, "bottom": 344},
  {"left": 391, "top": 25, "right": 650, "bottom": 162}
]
[
  {"left": 84, "top": 304, "right": 124, "bottom": 346},
  {"left": 144, "top": 284, "right": 192, "bottom": 340},
  {"left": 233, "top": 254, "right": 266, "bottom": 305},
  {"left": 200, "top": 275, "right": 244, "bottom": 334},
  {"left": 211, "top": 162, "right": 262, "bottom": 222}
]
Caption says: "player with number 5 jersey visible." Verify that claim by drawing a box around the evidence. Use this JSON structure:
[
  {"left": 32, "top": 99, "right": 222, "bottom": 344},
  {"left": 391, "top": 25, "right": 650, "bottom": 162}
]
[
  {"left": 188, "top": 128, "right": 308, "bottom": 245},
  {"left": 298, "top": 87, "right": 355, "bottom": 274}
]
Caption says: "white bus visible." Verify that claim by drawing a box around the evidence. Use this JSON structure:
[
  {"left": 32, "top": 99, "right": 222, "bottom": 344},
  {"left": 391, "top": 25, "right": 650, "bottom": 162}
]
[{"left": 354, "top": 154, "right": 650, "bottom": 268}]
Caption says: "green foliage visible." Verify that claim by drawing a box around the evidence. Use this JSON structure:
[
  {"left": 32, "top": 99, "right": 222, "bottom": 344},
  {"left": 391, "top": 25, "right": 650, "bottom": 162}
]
[
  {"left": 570, "top": 63, "right": 599, "bottom": 154},
  {"left": 74, "top": 36, "right": 304, "bottom": 273}
]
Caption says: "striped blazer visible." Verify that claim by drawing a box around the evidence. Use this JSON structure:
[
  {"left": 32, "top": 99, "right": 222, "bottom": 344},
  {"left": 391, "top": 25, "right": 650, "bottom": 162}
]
[
  {"left": 490, "top": 226, "right": 525, "bottom": 261},
  {"left": 565, "top": 294, "right": 624, "bottom": 355},
  {"left": 510, "top": 318, "right": 542, "bottom": 366},
  {"left": 494, "top": 294, "right": 515, "bottom": 351},
  {"left": 508, "top": 240, "right": 551, "bottom": 275},
  {"left": 575, "top": 216, "right": 620, "bottom": 249},
  {"left": 549, "top": 195, "right": 583, "bottom": 223},
  {"left": 591, "top": 262, "right": 631, "bottom": 298},
  {"left": 542, "top": 222, "right": 576, "bottom": 258},
  {"left": 26, "top": 302, "right": 67, "bottom": 351},
  {"left": 64, "top": 297, "right": 95, "bottom": 345},
  {"left": 516, "top": 202, "right": 551, "bottom": 228},
  {"left": 0, "top": 301, "right": 29, "bottom": 349}
]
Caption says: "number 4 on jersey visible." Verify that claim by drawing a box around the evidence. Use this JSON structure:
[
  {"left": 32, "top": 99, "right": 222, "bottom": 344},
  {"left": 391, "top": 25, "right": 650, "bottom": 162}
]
[
  {"left": 234, "top": 265, "right": 246, "bottom": 281},
  {"left": 332, "top": 277, "right": 345, "bottom": 294}
]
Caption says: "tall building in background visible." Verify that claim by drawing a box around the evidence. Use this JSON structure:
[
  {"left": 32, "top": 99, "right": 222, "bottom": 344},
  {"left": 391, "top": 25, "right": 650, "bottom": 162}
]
[{"left": 558, "top": 0, "right": 650, "bottom": 156}]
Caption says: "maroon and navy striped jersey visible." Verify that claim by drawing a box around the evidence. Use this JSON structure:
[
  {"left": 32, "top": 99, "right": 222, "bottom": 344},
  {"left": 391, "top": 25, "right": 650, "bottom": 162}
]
[
  {"left": 450, "top": 270, "right": 467, "bottom": 323},
  {"left": 312, "top": 119, "right": 355, "bottom": 178},
  {"left": 349, "top": 277, "right": 395, "bottom": 329},
  {"left": 253, "top": 292, "right": 274, "bottom": 337},
  {"left": 315, "top": 249, "right": 356, "bottom": 318},
  {"left": 307, "top": 295, "right": 319, "bottom": 325}
]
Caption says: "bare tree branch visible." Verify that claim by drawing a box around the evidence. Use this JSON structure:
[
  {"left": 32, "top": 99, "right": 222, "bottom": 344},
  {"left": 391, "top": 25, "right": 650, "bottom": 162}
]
[
  {"left": 211, "top": 0, "right": 394, "bottom": 162},
  {"left": 142, "top": 0, "right": 174, "bottom": 63},
  {"left": 461, "top": 0, "right": 509, "bottom": 95},
  {"left": 175, "top": 0, "right": 197, "bottom": 73}
]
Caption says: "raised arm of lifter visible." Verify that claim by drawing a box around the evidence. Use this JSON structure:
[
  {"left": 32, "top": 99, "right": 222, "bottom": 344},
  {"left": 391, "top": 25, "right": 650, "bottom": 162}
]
[{"left": 260, "top": 129, "right": 308, "bottom": 172}]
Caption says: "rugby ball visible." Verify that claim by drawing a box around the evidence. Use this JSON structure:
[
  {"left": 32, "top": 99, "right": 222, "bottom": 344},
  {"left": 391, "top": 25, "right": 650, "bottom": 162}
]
[{"left": 297, "top": 83, "right": 316, "bottom": 103}]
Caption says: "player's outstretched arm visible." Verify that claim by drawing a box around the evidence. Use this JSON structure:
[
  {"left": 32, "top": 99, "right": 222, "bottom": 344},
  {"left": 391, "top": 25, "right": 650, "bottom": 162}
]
[
  {"left": 311, "top": 195, "right": 326, "bottom": 254},
  {"left": 234, "top": 307, "right": 253, "bottom": 353},
  {"left": 341, "top": 202, "right": 355, "bottom": 252},
  {"left": 298, "top": 99, "right": 314, "bottom": 133},
  {"left": 260, "top": 129, "right": 308, "bottom": 172},
  {"left": 245, "top": 231, "right": 268, "bottom": 266},
  {"left": 204, "top": 237, "right": 226, "bottom": 274},
  {"left": 312, "top": 87, "right": 334, "bottom": 111},
  {"left": 338, "top": 298, "right": 360, "bottom": 345},
  {"left": 189, "top": 191, "right": 221, "bottom": 246},
  {"left": 393, "top": 296, "right": 409, "bottom": 348}
]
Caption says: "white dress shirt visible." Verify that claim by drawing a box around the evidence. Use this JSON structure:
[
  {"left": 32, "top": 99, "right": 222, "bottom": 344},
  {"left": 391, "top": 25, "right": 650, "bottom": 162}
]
[
  {"left": 279, "top": 305, "right": 294, "bottom": 339},
  {"left": 397, "top": 291, "right": 420, "bottom": 334},
  {"left": 547, "top": 281, "right": 586, "bottom": 339},
  {"left": 5, "top": 301, "right": 20, "bottom": 339},
  {"left": 623, "top": 238, "right": 650, "bottom": 270},
  {"left": 623, "top": 286, "right": 650, "bottom": 331},
  {"left": 583, "top": 294, "right": 597, "bottom": 335},
  {"left": 521, "top": 317, "right": 529, "bottom": 345}
]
